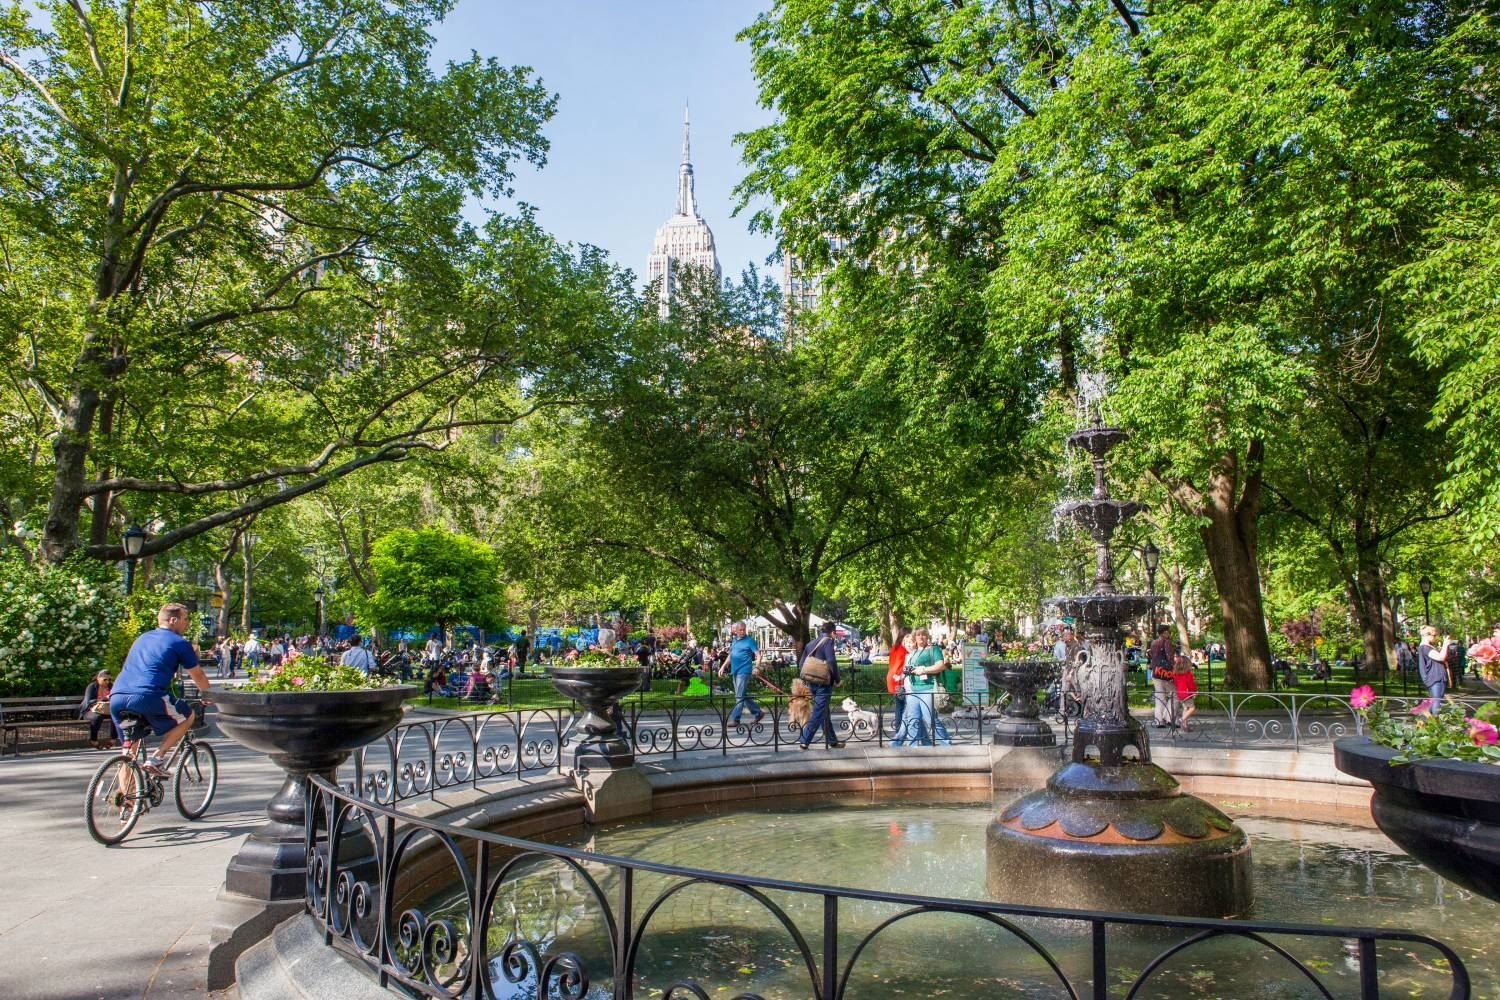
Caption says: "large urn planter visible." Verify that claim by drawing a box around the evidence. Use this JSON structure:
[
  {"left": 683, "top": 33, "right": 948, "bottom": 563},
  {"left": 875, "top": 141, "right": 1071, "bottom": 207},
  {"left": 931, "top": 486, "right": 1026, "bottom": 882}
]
[
  {"left": 982, "top": 658, "right": 1059, "bottom": 747},
  {"left": 213, "top": 686, "right": 414, "bottom": 901},
  {"left": 548, "top": 665, "right": 644, "bottom": 771},
  {"left": 1334, "top": 736, "right": 1500, "bottom": 903}
]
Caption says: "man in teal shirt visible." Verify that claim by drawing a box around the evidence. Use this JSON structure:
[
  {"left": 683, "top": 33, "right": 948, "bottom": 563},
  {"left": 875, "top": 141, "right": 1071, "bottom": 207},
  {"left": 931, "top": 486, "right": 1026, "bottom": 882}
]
[{"left": 719, "top": 620, "right": 765, "bottom": 727}]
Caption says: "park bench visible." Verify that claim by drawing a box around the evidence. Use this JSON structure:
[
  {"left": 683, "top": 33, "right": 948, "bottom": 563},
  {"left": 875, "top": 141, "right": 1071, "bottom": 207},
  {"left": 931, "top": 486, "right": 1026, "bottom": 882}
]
[{"left": 0, "top": 696, "right": 93, "bottom": 755}]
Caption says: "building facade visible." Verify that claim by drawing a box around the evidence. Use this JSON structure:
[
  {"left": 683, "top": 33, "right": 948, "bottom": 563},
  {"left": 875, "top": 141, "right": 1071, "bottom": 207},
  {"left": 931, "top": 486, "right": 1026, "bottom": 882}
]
[{"left": 645, "top": 107, "right": 721, "bottom": 312}]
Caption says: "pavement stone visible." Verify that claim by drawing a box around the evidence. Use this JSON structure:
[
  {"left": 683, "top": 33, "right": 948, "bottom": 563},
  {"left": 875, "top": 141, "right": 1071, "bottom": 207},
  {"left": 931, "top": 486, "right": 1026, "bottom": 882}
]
[{"left": 0, "top": 719, "right": 284, "bottom": 1000}]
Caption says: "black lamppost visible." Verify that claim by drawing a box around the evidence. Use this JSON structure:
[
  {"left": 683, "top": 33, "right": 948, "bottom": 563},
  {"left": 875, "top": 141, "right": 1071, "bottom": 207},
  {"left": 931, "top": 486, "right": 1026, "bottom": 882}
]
[
  {"left": 1420, "top": 575, "right": 1433, "bottom": 626},
  {"left": 122, "top": 523, "right": 146, "bottom": 594},
  {"left": 313, "top": 585, "right": 325, "bottom": 641},
  {"left": 1143, "top": 540, "right": 1161, "bottom": 637}
]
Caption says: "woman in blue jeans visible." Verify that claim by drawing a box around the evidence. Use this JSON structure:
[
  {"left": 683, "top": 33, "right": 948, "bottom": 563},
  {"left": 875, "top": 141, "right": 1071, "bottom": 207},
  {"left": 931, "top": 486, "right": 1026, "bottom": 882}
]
[
  {"left": 1417, "top": 624, "right": 1452, "bottom": 706},
  {"left": 798, "top": 623, "right": 845, "bottom": 749},
  {"left": 894, "top": 628, "right": 952, "bottom": 746}
]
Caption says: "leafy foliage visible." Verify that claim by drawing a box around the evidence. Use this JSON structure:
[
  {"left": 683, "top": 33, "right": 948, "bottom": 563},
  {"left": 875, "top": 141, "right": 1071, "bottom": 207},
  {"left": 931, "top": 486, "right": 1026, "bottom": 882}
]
[
  {"left": 240, "top": 659, "right": 393, "bottom": 693},
  {"left": 363, "top": 527, "right": 503, "bottom": 635}
]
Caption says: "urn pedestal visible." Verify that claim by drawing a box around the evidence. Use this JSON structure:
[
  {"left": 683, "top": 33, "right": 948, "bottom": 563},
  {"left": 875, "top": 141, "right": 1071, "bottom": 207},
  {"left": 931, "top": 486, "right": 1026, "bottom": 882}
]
[
  {"left": 982, "top": 658, "right": 1059, "bottom": 747},
  {"left": 212, "top": 686, "right": 414, "bottom": 901}
]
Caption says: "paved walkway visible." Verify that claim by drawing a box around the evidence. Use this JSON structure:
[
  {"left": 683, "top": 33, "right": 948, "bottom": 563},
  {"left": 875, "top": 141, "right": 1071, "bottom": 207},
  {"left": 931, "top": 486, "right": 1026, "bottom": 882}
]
[{"left": 0, "top": 719, "right": 283, "bottom": 1000}]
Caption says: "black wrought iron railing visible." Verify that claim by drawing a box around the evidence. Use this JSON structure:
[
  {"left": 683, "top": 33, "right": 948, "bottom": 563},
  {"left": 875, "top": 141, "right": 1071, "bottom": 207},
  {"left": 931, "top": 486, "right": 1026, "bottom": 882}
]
[
  {"left": 305, "top": 775, "right": 1471, "bottom": 1000},
  {"left": 350, "top": 690, "right": 1489, "bottom": 808}
]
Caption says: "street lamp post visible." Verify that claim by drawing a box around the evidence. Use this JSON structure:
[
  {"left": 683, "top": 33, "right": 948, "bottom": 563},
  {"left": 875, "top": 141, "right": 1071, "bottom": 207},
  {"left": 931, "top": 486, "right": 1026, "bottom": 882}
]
[
  {"left": 313, "top": 585, "right": 325, "bottom": 643},
  {"left": 122, "top": 523, "right": 146, "bottom": 594},
  {"left": 1420, "top": 575, "right": 1433, "bottom": 626},
  {"left": 1143, "top": 540, "right": 1161, "bottom": 636}
]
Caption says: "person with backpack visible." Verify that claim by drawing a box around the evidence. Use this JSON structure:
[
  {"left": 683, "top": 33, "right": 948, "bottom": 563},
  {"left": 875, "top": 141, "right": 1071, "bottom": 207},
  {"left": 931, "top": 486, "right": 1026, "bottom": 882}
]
[{"left": 1147, "top": 624, "right": 1178, "bottom": 728}]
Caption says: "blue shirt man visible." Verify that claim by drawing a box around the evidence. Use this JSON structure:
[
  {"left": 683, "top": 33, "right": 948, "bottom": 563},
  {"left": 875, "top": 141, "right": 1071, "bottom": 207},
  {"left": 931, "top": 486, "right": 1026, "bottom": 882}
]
[
  {"left": 110, "top": 602, "right": 211, "bottom": 772},
  {"left": 719, "top": 621, "right": 763, "bottom": 726}
]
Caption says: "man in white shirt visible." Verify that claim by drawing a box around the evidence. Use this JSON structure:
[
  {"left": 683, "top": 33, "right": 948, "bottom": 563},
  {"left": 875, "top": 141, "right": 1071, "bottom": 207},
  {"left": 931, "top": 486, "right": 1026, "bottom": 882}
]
[
  {"left": 340, "top": 635, "right": 379, "bottom": 675},
  {"left": 424, "top": 634, "right": 443, "bottom": 663},
  {"left": 243, "top": 633, "right": 262, "bottom": 669}
]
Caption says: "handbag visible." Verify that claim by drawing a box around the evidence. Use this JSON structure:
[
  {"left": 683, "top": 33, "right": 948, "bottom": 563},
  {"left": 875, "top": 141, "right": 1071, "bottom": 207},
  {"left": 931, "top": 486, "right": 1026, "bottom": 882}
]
[
  {"left": 90, "top": 699, "right": 109, "bottom": 715},
  {"left": 800, "top": 638, "right": 833, "bottom": 686}
]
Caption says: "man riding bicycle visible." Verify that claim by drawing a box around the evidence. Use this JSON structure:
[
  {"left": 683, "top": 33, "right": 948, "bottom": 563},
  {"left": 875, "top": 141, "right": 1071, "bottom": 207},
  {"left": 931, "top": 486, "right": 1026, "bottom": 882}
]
[{"left": 110, "top": 603, "right": 212, "bottom": 776}]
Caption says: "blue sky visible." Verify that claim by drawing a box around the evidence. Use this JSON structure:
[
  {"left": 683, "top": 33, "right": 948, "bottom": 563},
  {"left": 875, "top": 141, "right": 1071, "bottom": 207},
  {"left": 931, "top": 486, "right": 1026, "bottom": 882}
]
[{"left": 429, "top": 2, "right": 780, "bottom": 285}]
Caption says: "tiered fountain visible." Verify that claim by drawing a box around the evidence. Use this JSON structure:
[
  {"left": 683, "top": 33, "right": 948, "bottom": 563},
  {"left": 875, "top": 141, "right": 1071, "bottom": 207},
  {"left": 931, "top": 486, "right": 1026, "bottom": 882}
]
[{"left": 986, "top": 418, "right": 1254, "bottom": 917}]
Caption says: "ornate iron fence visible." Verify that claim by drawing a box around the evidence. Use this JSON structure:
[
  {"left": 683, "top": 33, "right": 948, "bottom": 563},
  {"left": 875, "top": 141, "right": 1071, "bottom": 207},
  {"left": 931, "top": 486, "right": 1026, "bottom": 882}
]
[
  {"left": 305, "top": 775, "right": 1471, "bottom": 999},
  {"left": 349, "top": 690, "right": 1493, "bottom": 807}
]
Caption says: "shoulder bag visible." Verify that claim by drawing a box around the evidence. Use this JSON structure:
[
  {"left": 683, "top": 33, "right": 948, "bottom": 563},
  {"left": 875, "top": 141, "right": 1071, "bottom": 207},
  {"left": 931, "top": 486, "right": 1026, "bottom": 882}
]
[{"left": 800, "top": 637, "right": 833, "bottom": 686}]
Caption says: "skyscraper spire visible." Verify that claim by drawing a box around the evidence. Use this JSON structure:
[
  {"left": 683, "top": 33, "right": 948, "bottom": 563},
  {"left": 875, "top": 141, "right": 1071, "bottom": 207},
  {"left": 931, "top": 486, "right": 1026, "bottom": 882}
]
[
  {"left": 676, "top": 103, "right": 697, "bottom": 218},
  {"left": 647, "top": 103, "right": 720, "bottom": 314}
]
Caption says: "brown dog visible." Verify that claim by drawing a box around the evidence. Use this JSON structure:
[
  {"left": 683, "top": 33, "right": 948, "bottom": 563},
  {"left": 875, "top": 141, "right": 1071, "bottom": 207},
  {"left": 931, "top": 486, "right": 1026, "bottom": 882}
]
[{"left": 787, "top": 678, "right": 813, "bottom": 729}]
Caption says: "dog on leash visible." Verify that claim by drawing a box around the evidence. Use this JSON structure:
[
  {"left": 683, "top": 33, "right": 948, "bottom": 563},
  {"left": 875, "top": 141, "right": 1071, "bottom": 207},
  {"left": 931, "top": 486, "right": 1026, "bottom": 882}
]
[
  {"left": 841, "top": 697, "right": 879, "bottom": 734},
  {"left": 787, "top": 679, "right": 813, "bottom": 729}
]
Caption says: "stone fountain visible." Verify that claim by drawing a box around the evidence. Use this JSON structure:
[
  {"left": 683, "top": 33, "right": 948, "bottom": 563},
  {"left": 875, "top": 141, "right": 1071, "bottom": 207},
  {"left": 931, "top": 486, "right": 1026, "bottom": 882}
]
[{"left": 986, "top": 418, "right": 1253, "bottom": 917}]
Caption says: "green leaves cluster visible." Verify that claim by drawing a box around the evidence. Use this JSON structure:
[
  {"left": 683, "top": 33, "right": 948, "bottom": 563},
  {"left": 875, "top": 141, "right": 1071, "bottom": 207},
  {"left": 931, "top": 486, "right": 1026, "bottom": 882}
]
[
  {"left": 363, "top": 526, "right": 503, "bottom": 636},
  {"left": 1360, "top": 697, "right": 1500, "bottom": 766},
  {"left": 239, "top": 660, "right": 394, "bottom": 694}
]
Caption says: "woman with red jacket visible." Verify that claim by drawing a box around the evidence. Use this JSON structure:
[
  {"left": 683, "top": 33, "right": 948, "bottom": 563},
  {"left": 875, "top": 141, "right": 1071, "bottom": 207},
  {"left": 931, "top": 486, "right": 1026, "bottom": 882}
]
[{"left": 886, "top": 628, "right": 911, "bottom": 745}]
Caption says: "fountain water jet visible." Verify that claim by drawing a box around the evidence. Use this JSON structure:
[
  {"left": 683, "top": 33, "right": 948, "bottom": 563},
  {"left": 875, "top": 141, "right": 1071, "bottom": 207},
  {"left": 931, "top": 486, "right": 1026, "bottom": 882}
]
[{"left": 986, "top": 417, "right": 1253, "bottom": 917}]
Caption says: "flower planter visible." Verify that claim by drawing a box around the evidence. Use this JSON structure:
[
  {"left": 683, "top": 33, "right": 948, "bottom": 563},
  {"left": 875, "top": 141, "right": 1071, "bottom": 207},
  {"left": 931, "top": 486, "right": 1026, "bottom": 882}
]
[
  {"left": 548, "top": 665, "right": 645, "bottom": 771},
  {"left": 1334, "top": 736, "right": 1500, "bottom": 903},
  {"left": 982, "top": 658, "right": 1059, "bottom": 747},
  {"left": 213, "top": 686, "right": 414, "bottom": 901}
]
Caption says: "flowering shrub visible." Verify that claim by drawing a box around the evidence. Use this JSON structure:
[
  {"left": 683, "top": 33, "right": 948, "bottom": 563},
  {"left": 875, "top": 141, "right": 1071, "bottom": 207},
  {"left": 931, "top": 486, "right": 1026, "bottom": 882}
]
[
  {"left": 239, "top": 658, "right": 394, "bottom": 693},
  {"left": 1000, "top": 639, "right": 1047, "bottom": 660},
  {"left": 0, "top": 554, "right": 123, "bottom": 697},
  {"left": 1350, "top": 684, "right": 1500, "bottom": 764},
  {"left": 563, "top": 650, "right": 636, "bottom": 669}
]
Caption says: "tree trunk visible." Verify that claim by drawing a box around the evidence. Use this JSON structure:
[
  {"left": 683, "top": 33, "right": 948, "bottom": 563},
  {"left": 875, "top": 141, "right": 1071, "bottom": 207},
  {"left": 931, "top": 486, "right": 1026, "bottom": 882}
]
[
  {"left": 240, "top": 532, "right": 254, "bottom": 633},
  {"left": 1187, "top": 442, "right": 1273, "bottom": 689},
  {"left": 1167, "top": 563, "right": 1192, "bottom": 652},
  {"left": 40, "top": 334, "right": 108, "bottom": 563},
  {"left": 1354, "top": 555, "right": 1391, "bottom": 674},
  {"left": 214, "top": 561, "right": 233, "bottom": 638}
]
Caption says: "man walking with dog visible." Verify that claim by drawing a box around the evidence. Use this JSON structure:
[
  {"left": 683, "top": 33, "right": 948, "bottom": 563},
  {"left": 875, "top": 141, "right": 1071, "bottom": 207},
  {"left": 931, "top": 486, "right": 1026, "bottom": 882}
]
[
  {"left": 719, "top": 620, "right": 765, "bottom": 728},
  {"left": 797, "top": 621, "right": 845, "bottom": 750}
]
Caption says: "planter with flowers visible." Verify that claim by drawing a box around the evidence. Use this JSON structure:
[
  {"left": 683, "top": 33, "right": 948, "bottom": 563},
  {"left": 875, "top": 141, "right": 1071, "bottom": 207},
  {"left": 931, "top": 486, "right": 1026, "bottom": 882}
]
[
  {"left": 1334, "top": 682, "right": 1500, "bottom": 903},
  {"left": 547, "top": 650, "right": 646, "bottom": 770},
  {"left": 214, "top": 658, "right": 414, "bottom": 901}
]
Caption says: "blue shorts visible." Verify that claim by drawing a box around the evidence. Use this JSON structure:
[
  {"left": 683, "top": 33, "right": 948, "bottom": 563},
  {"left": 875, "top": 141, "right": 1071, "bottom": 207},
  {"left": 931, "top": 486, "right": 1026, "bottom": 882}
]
[{"left": 110, "top": 692, "right": 191, "bottom": 737}]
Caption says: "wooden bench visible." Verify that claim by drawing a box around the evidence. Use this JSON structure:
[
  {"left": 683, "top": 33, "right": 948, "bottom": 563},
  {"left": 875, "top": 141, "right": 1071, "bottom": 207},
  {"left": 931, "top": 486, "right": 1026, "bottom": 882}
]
[{"left": 0, "top": 696, "right": 94, "bottom": 755}]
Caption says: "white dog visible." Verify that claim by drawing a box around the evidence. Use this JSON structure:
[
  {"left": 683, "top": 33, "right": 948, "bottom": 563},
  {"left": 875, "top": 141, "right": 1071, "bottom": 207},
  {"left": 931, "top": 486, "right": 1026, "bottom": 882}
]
[{"left": 841, "top": 698, "right": 879, "bottom": 734}]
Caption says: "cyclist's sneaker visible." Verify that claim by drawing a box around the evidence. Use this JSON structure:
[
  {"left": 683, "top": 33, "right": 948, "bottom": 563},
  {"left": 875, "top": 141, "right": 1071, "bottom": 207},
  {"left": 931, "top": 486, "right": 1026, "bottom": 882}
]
[{"left": 143, "top": 756, "right": 170, "bottom": 777}]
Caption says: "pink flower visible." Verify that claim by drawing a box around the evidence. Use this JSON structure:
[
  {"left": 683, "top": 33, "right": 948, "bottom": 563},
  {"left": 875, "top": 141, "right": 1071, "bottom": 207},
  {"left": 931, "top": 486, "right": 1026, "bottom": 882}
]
[
  {"left": 1468, "top": 718, "right": 1498, "bottom": 746},
  {"left": 291, "top": 676, "right": 306, "bottom": 687},
  {"left": 1349, "top": 685, "right": 1377, "bottom": 709},
  {"left": 1468, "top": 638, "right": 1500, "bottom": 665},
  {"left": 1409, "top": 699, "right": 1434, "bottom": 715}
]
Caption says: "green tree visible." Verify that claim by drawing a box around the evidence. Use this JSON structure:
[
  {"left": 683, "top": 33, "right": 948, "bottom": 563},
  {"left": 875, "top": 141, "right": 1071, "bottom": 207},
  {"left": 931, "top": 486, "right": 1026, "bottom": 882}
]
[
  {"left": 0, "top": 2, "right": 626, "bottom": 565},
  {"left": 363, "top": 527, "right": 503, "bottom": 638},
  {"left": 740, "top": 0, "right": 1493, "bottom": 688}
]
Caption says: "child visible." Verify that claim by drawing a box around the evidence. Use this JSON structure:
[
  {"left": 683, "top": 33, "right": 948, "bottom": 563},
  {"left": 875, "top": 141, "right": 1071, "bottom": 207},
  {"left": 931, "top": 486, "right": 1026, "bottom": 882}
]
[{"left": 1173, "top": 654, "right": 1198, "bottom": 732}]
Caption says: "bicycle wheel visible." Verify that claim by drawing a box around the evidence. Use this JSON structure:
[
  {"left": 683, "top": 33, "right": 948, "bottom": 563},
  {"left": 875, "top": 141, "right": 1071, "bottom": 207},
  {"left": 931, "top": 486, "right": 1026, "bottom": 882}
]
[
  {"left": 174, "top": 741, "right": 218, "bottom": 819},
  {"left": 85, "top": 755, "right": 144, "bottom": 845}
]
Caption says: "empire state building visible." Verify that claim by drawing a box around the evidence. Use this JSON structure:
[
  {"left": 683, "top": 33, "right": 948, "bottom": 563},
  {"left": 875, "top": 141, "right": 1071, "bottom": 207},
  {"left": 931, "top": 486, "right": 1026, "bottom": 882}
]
[{"left": 645, "top": 107, "right": 721, "bottom": 311}]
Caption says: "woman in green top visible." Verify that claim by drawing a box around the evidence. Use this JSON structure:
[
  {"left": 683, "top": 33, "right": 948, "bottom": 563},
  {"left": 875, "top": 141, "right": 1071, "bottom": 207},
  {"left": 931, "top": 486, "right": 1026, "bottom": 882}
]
[{"left": 894, "top": 628, "right": 952, "bottom": 746}]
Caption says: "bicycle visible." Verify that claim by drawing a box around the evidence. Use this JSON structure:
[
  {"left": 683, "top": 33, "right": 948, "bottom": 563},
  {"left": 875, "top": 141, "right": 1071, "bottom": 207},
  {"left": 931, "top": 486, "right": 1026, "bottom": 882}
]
[{"left": 84, "top": 707, "right": 218, "bottom": 845}]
